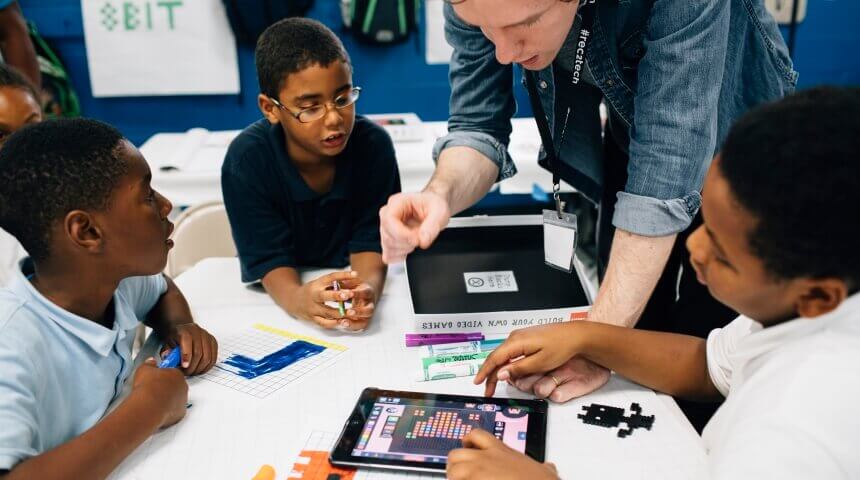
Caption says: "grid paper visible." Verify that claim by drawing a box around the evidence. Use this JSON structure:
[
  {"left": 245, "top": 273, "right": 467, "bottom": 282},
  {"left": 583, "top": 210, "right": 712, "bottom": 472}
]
[
  {"left": 291, "top": 431, "right": 439, "bottom": 480},
  {"left": 200, "top": 324, "right": 347, "bottom": 398}
]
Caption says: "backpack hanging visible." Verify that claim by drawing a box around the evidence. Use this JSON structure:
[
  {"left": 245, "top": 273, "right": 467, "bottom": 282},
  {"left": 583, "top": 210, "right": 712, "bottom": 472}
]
[
  {"left": 342, "top": 0, "right": 420, "bottom": 45},
  {"left": 222, "top": 0, "right": 315, "bottom": 46},
  {"left": 28, "top": 22, "right": 80, "bottom": 118}
]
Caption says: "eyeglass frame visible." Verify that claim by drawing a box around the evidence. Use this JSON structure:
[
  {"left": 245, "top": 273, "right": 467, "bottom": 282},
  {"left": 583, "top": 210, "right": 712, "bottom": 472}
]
[{"left": 268, "top": 86, "right": 362, "bottom": 124}]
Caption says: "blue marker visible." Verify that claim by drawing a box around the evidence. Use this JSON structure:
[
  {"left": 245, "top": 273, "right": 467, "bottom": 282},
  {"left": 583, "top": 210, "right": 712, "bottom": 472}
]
[
  {"left": 158, "top": 346, "right": 193, "bottom": 409},
  {"left": 158, "top": 346, "right": 182, "bottom": 368}
]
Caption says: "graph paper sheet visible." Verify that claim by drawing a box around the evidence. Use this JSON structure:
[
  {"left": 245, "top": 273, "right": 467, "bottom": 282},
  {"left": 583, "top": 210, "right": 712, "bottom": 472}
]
[
  {"left": 200, "top": 323, "right": 348, "bottom": 398},
  {"left": 289, "top": 431, "right": 440, "bottom": 480}
]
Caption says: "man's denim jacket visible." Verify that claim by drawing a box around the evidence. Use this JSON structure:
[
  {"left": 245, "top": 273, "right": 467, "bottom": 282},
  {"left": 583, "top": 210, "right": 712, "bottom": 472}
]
[{"left": 432, "top": 0, "right": 798, "bottom": 236}]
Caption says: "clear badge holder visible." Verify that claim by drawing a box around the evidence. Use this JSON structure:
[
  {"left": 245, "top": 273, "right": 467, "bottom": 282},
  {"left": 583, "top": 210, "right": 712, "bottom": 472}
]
[{"left": 543, "top": 190, "right": 577, "bottom": 273}]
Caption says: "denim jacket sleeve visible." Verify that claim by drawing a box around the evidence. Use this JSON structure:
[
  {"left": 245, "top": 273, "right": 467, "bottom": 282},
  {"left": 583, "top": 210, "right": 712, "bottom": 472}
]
[
  {"left": 431, "top": 3, "right": 518, "bottom": 182},
  {"left": 616, "top": 0, "right": 730, "bottom": 237}
]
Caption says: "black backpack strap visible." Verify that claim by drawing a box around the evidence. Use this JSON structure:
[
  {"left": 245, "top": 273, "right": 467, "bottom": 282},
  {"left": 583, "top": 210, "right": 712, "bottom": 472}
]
[
  {"left": 226, "top": 0, "right": 252, "bottom": 44},
  {"left": 263, "top": 0, "right": 274, "bottom": 26}
]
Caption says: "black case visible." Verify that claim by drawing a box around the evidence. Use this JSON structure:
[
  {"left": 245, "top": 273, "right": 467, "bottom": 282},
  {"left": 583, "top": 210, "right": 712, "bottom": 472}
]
[{"left": 406, "top": 222, "right": 590, "bottom": 315}]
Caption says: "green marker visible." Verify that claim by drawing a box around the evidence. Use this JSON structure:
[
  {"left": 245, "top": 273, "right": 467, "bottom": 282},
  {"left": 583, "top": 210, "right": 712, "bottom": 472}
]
[
  {"left": 417, "top": 350, "right": 493, "bottom": 382},
  {"left": 332, "top": 280, "right": 346, "bottom": 316}
]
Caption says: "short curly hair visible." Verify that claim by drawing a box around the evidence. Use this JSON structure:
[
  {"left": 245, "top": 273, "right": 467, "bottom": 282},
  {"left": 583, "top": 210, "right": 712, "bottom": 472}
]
[
  {"left": 0, "top": 63, "right": 38, "bottom": 101},
  {"left": 255, "top": 17, "right": 350, "bottom": 99},
  {"left": 0, "top": 118, "right": 128, "bottom": 262},
  {"left": 719, "top": 86, "right": 860, "bottom": 290}
]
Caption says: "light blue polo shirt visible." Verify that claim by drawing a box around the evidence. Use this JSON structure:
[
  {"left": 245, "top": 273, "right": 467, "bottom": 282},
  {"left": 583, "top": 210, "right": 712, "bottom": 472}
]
[{"left": 0, "top": 261, "right": 166, "bottom": 470}]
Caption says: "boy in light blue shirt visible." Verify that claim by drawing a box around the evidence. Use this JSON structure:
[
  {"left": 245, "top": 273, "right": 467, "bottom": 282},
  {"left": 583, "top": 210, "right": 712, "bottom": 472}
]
[{"left": 0, "top": 119, "right": 218, "bottom": 479}]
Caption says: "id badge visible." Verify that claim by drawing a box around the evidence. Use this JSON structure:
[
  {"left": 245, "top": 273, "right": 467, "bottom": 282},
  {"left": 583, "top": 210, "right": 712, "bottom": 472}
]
[{"left": 543, "top": 209, "right": 578, "bottom": 273}]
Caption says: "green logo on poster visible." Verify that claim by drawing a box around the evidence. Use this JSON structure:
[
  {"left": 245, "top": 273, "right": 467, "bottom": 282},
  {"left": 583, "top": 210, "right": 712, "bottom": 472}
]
[{"left": 99, "top": 1, "right": 183, "bottom": 32}]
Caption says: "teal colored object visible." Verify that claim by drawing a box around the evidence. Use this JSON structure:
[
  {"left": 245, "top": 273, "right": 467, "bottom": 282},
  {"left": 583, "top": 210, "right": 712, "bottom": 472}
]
[{"left": 531, "top": 183, "right": 550, "bottom": 203}]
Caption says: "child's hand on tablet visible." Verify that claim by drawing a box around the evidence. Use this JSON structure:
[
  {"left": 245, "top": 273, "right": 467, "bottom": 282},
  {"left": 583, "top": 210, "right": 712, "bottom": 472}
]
[{"left": 447, "top": 430, "right": 558, "bottom": 480}]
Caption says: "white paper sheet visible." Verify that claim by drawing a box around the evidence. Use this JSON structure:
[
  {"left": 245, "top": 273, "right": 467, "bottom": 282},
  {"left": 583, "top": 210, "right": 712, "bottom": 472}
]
[
  {"left": 200, "top": 324, "right": 348, "bottom": 398},
  {"left": 81, "top": 0, "right": 240, "bottom": 97}
]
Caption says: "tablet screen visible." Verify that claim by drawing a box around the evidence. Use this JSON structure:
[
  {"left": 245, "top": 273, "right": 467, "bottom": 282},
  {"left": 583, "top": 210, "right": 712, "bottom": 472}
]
[
  {"left": 353, "top": 396, "right": 530, "bottom": 463},
  {"left": 331, "top": 388, "right": 547, "bottom": 472}
]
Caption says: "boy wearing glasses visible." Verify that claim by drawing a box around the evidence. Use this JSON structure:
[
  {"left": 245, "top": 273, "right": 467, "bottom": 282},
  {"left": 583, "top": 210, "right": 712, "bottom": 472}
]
[{"left": 222, "top": 18, "right": 400, "bottom": 332}]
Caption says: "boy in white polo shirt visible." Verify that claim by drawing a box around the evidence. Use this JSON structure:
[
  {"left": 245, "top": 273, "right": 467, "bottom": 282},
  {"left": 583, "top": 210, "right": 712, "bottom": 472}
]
[
  {"left": 453, "top": 87, "right": 860, "bottom": 479},
  {"left": 0, "top": 119, "right": 218, "bottom": 479}
]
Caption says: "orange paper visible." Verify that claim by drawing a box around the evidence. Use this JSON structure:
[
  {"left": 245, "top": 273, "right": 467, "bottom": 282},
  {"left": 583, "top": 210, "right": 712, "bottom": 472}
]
[{"left": 290, "top": 450, "right": 356, "bottom": 480}]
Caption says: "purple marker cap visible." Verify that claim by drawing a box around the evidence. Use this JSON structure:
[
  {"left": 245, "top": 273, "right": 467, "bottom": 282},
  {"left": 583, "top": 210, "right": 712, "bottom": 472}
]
[{"left": 405, "top": 333, "right": 485, "bottom": 347}]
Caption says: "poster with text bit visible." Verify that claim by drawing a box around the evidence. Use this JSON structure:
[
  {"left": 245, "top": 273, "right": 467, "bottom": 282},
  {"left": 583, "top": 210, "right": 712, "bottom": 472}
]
[{"left": 81, "top": 0, "right": 240, "bottom": 97}]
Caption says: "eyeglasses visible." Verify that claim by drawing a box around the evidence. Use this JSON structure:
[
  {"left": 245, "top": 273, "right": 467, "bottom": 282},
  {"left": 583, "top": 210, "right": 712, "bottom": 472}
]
[{"left": 269, "top": 87, "right": 362, "bottom": 124}]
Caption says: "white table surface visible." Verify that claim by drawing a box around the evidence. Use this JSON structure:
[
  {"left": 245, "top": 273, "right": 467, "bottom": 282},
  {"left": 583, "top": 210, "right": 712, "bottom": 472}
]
[
  {"left": 111, "top": 258, "right": 706, "bottom": 479},
  {"left": 139, "top": 118, "right": 574, "bottom": 208}
]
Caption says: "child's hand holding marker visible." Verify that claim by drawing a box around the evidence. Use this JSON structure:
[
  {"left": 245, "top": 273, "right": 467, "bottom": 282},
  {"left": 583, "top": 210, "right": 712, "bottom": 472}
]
[
  {"left": 291, "top": 271, "right": 376, "bottom": 332},
  {"left": 163, "top": 323, "right": 219, "bottom": 376},
  {"left": 131, "top": 358, "right": 188, "bottom": 429},
  {"left": 335, "top": 277, "right": 378, "bottom": 333},
  {"left": 290, "top": 271, "right": 356, "bottom": 329}
]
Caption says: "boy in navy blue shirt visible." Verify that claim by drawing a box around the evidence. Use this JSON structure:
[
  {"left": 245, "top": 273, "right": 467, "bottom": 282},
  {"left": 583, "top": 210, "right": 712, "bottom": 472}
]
[{"left": 222, "top": 18, "right": 400, "bottom": 332}]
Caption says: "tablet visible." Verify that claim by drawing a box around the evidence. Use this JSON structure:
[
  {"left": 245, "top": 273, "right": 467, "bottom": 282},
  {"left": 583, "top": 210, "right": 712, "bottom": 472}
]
[{"left": 330, "top": 388, "right": 548, "bottom": 473}]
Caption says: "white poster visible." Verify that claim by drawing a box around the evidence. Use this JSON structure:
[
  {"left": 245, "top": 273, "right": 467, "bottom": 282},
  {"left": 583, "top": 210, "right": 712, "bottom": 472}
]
[
  {"left": 425, "top": 0, "right": 453, "bottom": 64},
  {"left": 81, "top": 0, "right": 240, "bottom": 97}
]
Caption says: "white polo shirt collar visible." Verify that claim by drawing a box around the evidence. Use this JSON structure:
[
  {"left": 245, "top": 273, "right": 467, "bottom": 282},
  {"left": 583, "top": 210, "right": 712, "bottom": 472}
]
[{"left": 730, "top": 292, "right": 860, "bottom": 367}]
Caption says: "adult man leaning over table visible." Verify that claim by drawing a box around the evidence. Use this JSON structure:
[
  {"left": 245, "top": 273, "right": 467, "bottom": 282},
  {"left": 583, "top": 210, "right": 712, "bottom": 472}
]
[{"left": 379, "top": 0, "right": 796, "bottom": 427}]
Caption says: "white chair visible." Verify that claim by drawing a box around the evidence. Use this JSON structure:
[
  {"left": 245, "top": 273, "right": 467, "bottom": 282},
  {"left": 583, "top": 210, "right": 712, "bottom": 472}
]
[
  {"left": 134, "top": 201, "right": 238, "bottom": 356},
  {"left": 165, "top": 201, "right": 237, "bottom": 278}
]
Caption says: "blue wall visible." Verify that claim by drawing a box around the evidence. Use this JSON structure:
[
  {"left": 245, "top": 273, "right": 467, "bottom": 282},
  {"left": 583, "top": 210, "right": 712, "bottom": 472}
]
[{"left": 18, "top": 0, "right": 860, "bottom": 146}]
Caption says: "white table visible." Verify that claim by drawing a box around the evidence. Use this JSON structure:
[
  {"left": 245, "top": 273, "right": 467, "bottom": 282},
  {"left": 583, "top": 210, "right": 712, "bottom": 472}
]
[
  {"left": 111, "top": 258, "right": 706, "bottom": 479},
  {"left": 139, "top": 117, "right": 574, "bottom": 208}
]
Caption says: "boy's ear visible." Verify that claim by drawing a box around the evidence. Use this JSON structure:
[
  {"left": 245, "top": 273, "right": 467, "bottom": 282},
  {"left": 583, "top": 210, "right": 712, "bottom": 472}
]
[
  {"left": 258, "top": 94, "right": 281, "bottom": 125},
  {"left": 64, "top": 210, "right": 104, "bottom": 255},
  {"left": 795, "top": 278, "right": 848, "bottom": 318}
]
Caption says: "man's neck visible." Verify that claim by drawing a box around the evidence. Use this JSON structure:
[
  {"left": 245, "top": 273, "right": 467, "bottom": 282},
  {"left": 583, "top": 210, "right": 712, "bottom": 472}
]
[{"left": 30, "top": 259, "right": 121, "bottom": 329}]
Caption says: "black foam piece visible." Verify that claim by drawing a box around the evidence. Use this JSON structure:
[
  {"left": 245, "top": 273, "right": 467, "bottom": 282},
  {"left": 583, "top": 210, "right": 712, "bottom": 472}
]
[{"left": 577, "top": 402, "right": 655, "bottom": 438}]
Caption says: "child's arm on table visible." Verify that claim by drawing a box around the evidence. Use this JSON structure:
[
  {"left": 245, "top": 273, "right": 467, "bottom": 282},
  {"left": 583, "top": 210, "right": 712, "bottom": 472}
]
[
  {"left": 0, "top": 360, "right": 187, "bottom": 480},
  {"left": 262, "top": 267, "right": 358, "bottom": 329},
  {"left": 145, "top": 275, "right": 218, "bottom": 375},
  {"left": 448, "top": 321, "right": 722, "bottom": 480},
  {"left": 475, "top": 320, "right": 722, "bottom": 400}
]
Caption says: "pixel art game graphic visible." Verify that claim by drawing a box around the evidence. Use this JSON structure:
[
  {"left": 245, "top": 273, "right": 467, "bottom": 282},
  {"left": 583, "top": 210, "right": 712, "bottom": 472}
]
[{"left": 352, "top": 398, "right": 529, "bottom": 463}]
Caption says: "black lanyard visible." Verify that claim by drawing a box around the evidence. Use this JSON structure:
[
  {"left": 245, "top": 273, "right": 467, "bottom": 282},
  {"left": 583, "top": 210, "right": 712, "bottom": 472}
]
[{"left": 524, "top": 0, "right": 597, "bottom": 212}]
